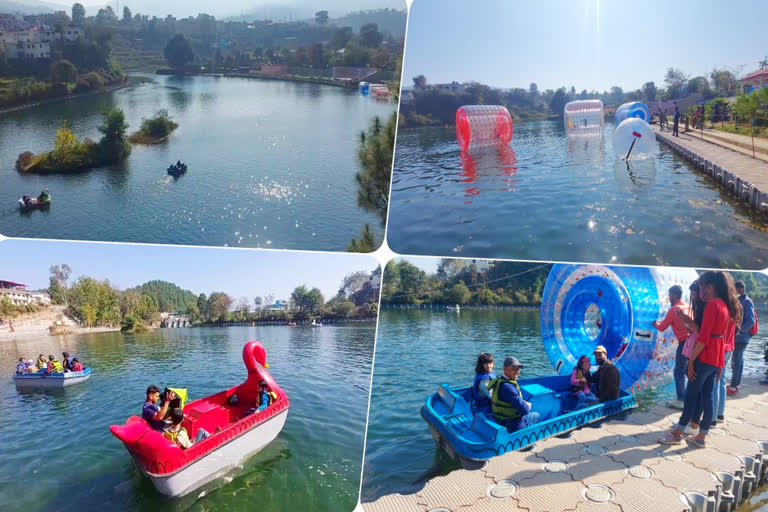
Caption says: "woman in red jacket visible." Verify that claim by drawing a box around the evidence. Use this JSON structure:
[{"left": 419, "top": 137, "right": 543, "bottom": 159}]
[{"left": 660, "top": 271, "right": 741, "bottom": 448}]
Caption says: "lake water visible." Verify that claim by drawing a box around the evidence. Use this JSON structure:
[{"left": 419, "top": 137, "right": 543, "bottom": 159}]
[
  {"left": 387, "top": 123, "right": 768, "bottom": 269},
  {"left": 361, "top": 309, "right": 768, "bottom": 502},
  {"left": 0, "top": 324, "right": 375, "bottom": 512},
  {"left": 0, "top": 75, "right": 393, "bottom": 250}
]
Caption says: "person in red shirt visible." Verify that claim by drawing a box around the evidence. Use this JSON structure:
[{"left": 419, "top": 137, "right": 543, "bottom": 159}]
[
  {"left": 659, "top": 271, "right": 741, "bottom": 448},
  {"left": 652, "top": 285, "right": 691, "bottom": 409},
  {"left": 71, "top": 358, "right": 84, "bottom": 372}
]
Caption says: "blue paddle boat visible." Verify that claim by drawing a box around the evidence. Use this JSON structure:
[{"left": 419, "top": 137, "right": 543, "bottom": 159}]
[
  {"left": 421, "top": 374, "right": 636, "bottom": 467},
  {"left": 13, "top": 367, "right": 92, "bottom": 389}
]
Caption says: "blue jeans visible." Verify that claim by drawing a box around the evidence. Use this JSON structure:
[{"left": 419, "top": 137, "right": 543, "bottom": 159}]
[
  {"left": 575, "top": 391, "right": 599, "bottom": 410},
  {"left": 677, "top": 359, "right": 718, "bottom": 435},
  {"left": 715, "top": 351, "right": 733, "bottom": 417},
  {"left": 194, "top": 428, "right": 211, "bottom": 443},
  {"left": 673, "top": 342, "right": 688, "bottom": 401},
  {"left": 499, "top": 411, "right": 541, "bottom": 433},
  {"left": 730, "top": 342, "right": 749, "bottom": 388}
]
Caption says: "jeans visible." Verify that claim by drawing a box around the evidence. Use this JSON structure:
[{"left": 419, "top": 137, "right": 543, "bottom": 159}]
[
  {"left": 499, "top": 411, "right": 541, "bottom": 433},
  {"left": 575, "top": 391, "right": 599, "bottom": 410},
  {"left": 730, "top": 341, "right": 749, "bottom": 388},
  {"left": 676, "top": 359, "right": 718, "bottom": 435},
  {"left": 716, "top": 350, "right": 733, "bottom": 417},
  {"left": 673, "top": 342, "right": 688, "bottom": 401},
  {"left": 194, "top": 428, "right": 211, "bottom": 443}
]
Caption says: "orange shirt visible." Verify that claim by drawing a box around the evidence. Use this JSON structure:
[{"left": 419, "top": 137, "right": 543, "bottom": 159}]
[{"left": 655, "top": 300, "right": 691, "bottom": 343}]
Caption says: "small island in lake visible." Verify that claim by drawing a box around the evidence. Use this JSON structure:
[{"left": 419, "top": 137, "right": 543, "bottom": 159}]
[
  {"left": 16, "top": 107, "right": 131, "bottom": 173},
  {"left": 127, "top": 109, "right": 179, "bottom": 144}
]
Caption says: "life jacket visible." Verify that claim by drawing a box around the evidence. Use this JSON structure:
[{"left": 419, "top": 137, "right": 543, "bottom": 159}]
[
  {"left": 487, "top": 377, "right": 523, "bottom": 421},
  {"left": 268, "top": 391, "right": 278, "bottom": 403},
  {"left": 49, "top": 360, "right": 64, "bottom": 373},
  {"left": 163, "top": 425, "right": 186, "bottom": 444}
]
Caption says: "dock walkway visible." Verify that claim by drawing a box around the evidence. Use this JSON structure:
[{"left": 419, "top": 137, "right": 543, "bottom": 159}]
[
  {"left": 364, "top": 376, "right": 768, "bottom": 512},
  {"left": 654, "top": 126, "right": 768, "bottom": 212}
]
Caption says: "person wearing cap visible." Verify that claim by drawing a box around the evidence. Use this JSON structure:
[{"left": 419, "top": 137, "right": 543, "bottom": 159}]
[
  {"left": 487, "top": 357, "right": 541, "bottom": 433},
  {"left": 652, "top": 284, "right": 692, "bottom": 409},
  {"left": 589, "top": 346, "right": 620, "bottom": 402}
]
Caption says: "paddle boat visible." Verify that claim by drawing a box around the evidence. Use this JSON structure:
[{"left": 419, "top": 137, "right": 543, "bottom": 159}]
[
  {"left": 421, "top": 374, "right": 636, "bottom": 468},
  {"left": 446, "top": 304, "right": 460, "bottom": 312},
  {"left": 18, "top": 190, "right": 51, "bottom": 209},
  {"left": 13, "top": 367, "right": 92, "bottom": 389},
  {"left": 110, "top": 340, "right": 289, "bottom": 498},
  {"left": 167, "top": 162, "right": 187, "bottom": 176}
]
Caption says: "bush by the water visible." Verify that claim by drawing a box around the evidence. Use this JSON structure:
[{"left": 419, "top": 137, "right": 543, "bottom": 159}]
[
  {"left": 16, "top": 108, "right": 131, "bottom": 173},
  {"left": 128, "top": 109, "right": 178, "bottom": 143}
]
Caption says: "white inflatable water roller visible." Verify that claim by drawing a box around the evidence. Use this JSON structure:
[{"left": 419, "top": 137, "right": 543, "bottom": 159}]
[
  {"left": 615, "top": 101, "right": 651, "bottom": 126},
  {"left": 455, "top": 105, "right": 513, "bottom": 152},
  {"left": 564, "top": 99, "right": 604, "bottom": 136},
  {"left": 540, "top": 264, "right": 699, "bottom": 393},
  {"left": 612, "top": 118, "right": 655, "bottom": 160}
]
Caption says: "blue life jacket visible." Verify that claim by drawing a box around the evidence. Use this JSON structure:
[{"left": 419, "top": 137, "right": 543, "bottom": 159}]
[{"left": 472, "top": 372, "right": 496, "bottom": 407}]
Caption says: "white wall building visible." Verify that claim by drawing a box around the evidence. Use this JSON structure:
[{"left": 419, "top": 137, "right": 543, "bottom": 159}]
[
  {"left": 0, "top": 26, "right": 82, "bottom": 60},
  {"left": 0, "top": 281, "right": 50, "bottom": 306}
]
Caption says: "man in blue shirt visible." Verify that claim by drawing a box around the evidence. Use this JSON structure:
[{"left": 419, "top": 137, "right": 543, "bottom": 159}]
[
  {"left": 728, "top": 281, "right": 756, "bottom": 395},
  {"left": 673, "top": 103, "right": 680, "bottom": 137},
  {"left": 488, "top": 356, "right": 541, "bottom": 432},
  {"left": 142, "top": 385, "right": 176, "bottom": 431}
]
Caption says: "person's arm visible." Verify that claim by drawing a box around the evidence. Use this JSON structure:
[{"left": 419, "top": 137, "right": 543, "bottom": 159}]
[
  {"left": 501, "top": 384, "right": 531, "bottom": 416},
  {"left": 570, "top": 370, "right": 581, "bottom": 387},
  {"left": 676, "top": 309, "right": 698, "bottom": 332},
  {"left": 153, "top": 392, "right": 175, "bottom": 421},
  {"left": 653, "top": 308, "right": 675, "bottom": 332},
  {"left": 741, "top": 299, "right": 755, "bottom": 334},
  {"left": 478, "top": 378, "right": 492, "bottom": 401}
]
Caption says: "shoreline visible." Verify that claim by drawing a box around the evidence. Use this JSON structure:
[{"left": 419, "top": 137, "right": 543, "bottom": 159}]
[
  {"left": 0, "top": 325, "right": 121, "bottom": 342},
  {"left": 156, "top": 69, "right": 359, "bottom": 89},
  {"left": 0, "top": 80, "right": 130, "bottom": 116}
]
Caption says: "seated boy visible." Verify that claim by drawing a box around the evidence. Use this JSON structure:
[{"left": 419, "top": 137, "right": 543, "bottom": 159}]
[{"left": 163, "top": 408, "right": 211, "bottom": 449}]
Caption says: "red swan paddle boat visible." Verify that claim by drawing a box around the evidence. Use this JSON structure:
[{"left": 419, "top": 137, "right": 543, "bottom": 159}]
[{"left": 110, "top": 340, "right": 289, "bottom": 497}]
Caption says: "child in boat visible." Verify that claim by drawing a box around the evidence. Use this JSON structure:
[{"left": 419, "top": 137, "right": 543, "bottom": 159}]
[
  {"left": 62, "top": 352, "right": 73, "bottom": 372},
  {"left": 46, "top": 355, "right": 64, "bottom": 373},
  {"left": 16, "top": 358, "right": 28, "bottom": 374},
  {"left": 71, "top": 358, "right": 84, "bottom": 372},
  {"left": 37, "top": 354, "right": 47, "bottom": 369},
  {"left": 471, "top": 353, "right": 496, "bottom": 414},
  {"left": 164, "top": 408, "right": 211, "bottom": 449},
  {"left": 571, "top": 355, "right": 599, "bottom": 410},
  {"left": 257, "top": 381, "right": 275, "bottom": 411}
]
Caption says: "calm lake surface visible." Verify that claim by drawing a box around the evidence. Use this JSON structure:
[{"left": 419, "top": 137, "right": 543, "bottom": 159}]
[
  {"left": 361, "top": 309, "right": 767, "bottom": 502},
  {"left": 0, "top": 75, "right": 393, "bottom": 249},
  {"left": 0, "top": 324, "right": 375, "bottom": 512},
  {"left": 387, "top": 123, "right": 768, "bottom": 269}
]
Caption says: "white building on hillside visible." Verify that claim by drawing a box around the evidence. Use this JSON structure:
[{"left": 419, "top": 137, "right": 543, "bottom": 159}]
[
  {"left": 0, "top": 25, "right": 83, "bottom": 60},
  {"left": 0, "top": 280, "right": 50, "bottom": 306}
]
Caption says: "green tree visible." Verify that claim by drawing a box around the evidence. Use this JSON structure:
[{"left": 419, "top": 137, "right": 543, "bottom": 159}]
[
  {"left": 347, "top": 224, "right": 377, "bottom": 252},
  {"left": 359, "top": 23, "right": 383, "bottom": 48},
  {"left": 185, "top": 301, "right": 199, "bottom": 322},
  {"left": 710, "top": 68, "right": 739, "bottom": 97},
  {"left": 448, "top": 282, "right": 471, "bottom": 305},
  {"left": 72, "top": 3, "right": 85, "bottom": 25},
  {"left": 642, "top": 81, "right": 657, "bottom": 103},
  {"left": 196, "top": 293, "right": 208, "bottom": 320},
  {"left": 529, "top": 82, "right": 538, "bottom": 98},
  {"left": 48, "top": 264, "right": 72, "bottom": 305},
  {"left": 315, "top": 10, "right": 329, "bottom": 25},
  {"left": 96, "top": 107, "right": 131, "bottom": 162},
  {"left": 50, "top": 122, "right": 87, "bottom": 170},
  {"left": 356, "top": 112, "right": 396, "bottom": 226},
  {"left": 123, "top": 6, "right": 132, "bottom": 23},
  {"left": 68, "top": 277, "right": 121, "bottom": 327},
  {"left": 331, "top": 26, "right": 353, "bottom": 49},
  {"left": 664, "top": 67, "right": 689, "bottom": 99},
  {"left": 549, "top": 88, "right": 567, "bottom": 117},
  {"left": 290, "top": 285, "right": 325, "bottom": 316},
  {"left": 164, "top": 34, "right": 195, "bottom": 70},
  {"left": 207, "top": 292, "right": 233, "bottom": 322},
  {"left": 413, "top": 75, "right": 427, "bottom": 89},
  {"left": 51, "top": 59, "right": 77, "bottom": 83}
]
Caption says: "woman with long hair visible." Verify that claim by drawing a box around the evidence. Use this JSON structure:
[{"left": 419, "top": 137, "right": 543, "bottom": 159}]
[{"left": 660, "top": 271, "right": 741, "bottom": 447}]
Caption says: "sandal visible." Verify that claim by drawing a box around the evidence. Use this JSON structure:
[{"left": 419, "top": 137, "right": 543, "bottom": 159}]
[
  {"left": 686, "top": 436, "right": 706, "bottom": 448},
  {"left": 658, "top": 432, "right": 683, "bottom": 445}
]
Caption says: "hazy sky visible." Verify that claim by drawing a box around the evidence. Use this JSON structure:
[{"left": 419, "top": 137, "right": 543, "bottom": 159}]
[
  {"left": 41, "top": 0, "right": 405, "bottom": 19},
  {"left": 403, "top": 0, "right": 768, "bottom": 92},
  {"left": 0, "top": 239, "right": 378, "bottom": 301}
]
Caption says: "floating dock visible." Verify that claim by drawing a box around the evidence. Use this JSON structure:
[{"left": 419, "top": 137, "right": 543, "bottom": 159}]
[
  {"left": 363, "top": 375, "right": 768, "bottom": 512},
  {"left": 654, "top": 126, "right": 768, "bottom": 214}
]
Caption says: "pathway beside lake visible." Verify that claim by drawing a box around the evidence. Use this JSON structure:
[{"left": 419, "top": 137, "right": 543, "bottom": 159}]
[{"left": 364, "top": 374, "right": 768, "bottom": 512}]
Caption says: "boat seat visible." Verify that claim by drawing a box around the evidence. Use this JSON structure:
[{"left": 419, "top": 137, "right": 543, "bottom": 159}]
[
  {"left": 437, "top": 385, "right": 472, "bottom": 419},
  {"left": 470, "top": 414, "right": 501, "bottom": 443},
  {"left": 185, "top": 401, "right": 229, "bottom": 436}
]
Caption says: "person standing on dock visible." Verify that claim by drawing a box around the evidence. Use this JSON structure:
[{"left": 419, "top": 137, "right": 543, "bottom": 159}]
[
  {"left": 653, "top": 285, "right": 691, "bottom": 409},
  {"left": 488, "top": 357, "right": 541, "bottom": 432},
  {"left": 673, "top": 103, "right": 680, "bottom": 137},
  {"left": 728, "top": 281, "right": 756, "bottom": 396}
]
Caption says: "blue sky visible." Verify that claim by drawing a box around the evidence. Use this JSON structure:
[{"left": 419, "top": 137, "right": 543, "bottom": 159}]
[
  {"left": 403, "top": 0, "right": 768, "bottom": 92},
  {"left": 0, "top": 239, "right": 377, "bottom": 300}
]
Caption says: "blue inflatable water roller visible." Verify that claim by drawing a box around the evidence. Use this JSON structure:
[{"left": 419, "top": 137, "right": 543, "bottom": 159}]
[
  {"left": 540, "top": 264, "right": 699, "bottom": 392},
  {"left": 615, "top": 101, "right": 651, "bottom": 125}
]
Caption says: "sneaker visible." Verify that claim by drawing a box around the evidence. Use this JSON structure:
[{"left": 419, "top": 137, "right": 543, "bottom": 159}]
[
  {"left": 667, "top": 400, "right": 685, "bottom": 410},
  {"left": 659, "top": 432, "right": 683, "bottom": 445},
  {"left": 686, "top": 436, "right": 706, "bottom": 448},
  {"left": 726, "top": 386, "right": 739, "bottom": 396},
  {"left": 683, "top": 425, "right": 698, "bottom": 436},
  {"left": 717, "top": 415, "right": 725, "bottom": 421}
]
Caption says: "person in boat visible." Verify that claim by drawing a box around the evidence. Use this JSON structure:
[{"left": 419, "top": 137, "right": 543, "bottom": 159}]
[
  {"left": 471, "top": 352, "right": 496, "bottom": 414},
  {"left": 22, "top": 195, "right": 31, "bottom": 206},
  {"left": 571, "top": 355, "right": 598, "bottom": 409},
  {"left": 257, "top": 381, "right": 277, "bottom": 411},
  {"left": 652, "top": 285, "right": 692, "bottom": 410},
  {"left": 488, "top": 356, "right": 541, "bottom": 433},
  {"left": 588, "top": 346, "right": 620, "bottom": 402},
  {"left": 62, "top": 352, "right": 74, "bottom": 372},
  {"left": 25, "top": 359, "right": 38, "bottom": 373},
  {"left": 46, "top": 355, "right": 64, "bottom": 374},
  {"left": 143, "top": 385, "right": 177, "bottom": 431},
  {"left": 37, "top": 354, "right": 47, "bottom": 369},
  {"left": 16, "top": 358, "right": 28, "bottom": 374},
  {"left": 164, "top": 408, "right": 211, "bottom": 449},
  {"left": 71, "top": 358, "right": 84, "bottom": 372}
]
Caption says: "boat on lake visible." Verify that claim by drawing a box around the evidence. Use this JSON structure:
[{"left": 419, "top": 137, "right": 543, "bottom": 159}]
[
  {"left": 167, "top": 163, "right": 187, "bottom": 176},
  {"left": 18, "top": 190, "right": 51, "bottom": 209},
  {"left": 109, "top": 340, "right": 289, "bottom": 497},
  {"left": 13, "top": 367, "right": 92, "bottom": 389},
  {"left": 446, "top": 304, "right": 460, "bottom": 312},
  {"left": 421, "top": 374, "right": 636, "bottom": 468}
]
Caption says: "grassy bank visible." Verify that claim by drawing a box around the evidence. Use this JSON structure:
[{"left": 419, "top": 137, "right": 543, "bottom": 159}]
[{"left": 127, "top": 109, "right": 179, "bottom": 144}]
